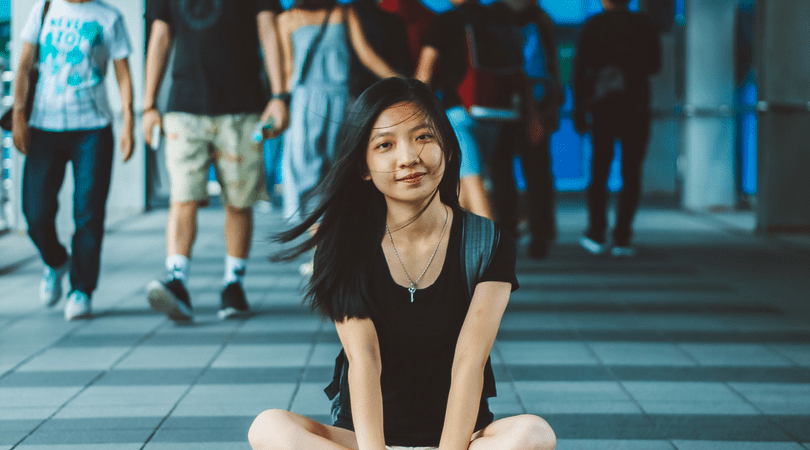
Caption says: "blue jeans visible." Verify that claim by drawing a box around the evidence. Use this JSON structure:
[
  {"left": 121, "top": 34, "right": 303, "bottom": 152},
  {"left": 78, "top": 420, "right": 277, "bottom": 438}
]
[{"left": 23, "top": 126, "right": 114, "bottom": 296}]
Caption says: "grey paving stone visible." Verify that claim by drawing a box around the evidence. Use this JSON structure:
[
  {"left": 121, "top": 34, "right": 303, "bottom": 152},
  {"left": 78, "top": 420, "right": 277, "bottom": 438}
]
[
  {"left": 672, "top": 441, "right": 805, "bottom": 450},
  {"left": 36, "top": 417, "right": 164, "bottom": 431},
  {"left": 16, "top": 445, "right": 142, "bottom": 450},
  {"left": 0, "top": 371, "right": 102, "bottom": 387},
  {"left": 20, "top": 428, "right": 155, "bottom": 445},
  {"left": 149, "top": 427, "right": 248, "bottom": 443},
  {"left": 556, "top": 440, "right": 676, "bottom": 450},
  {"left": 94, "top": 369, "right": 203, "bottom": 386}
]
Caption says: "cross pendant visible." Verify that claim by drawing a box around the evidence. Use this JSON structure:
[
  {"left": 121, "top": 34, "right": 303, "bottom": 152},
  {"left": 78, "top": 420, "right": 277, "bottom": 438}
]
[{"left": 408, "top": 283, "right": 416, "bottom": 303}]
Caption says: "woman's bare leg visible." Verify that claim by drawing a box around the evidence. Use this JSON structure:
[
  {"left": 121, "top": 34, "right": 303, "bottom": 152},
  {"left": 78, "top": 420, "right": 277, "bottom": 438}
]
[
  {"left": 459, "top": 175, "right": 494, "bottom": 220},
  {"left": 248, "top": 409, "right": 359, "bottom": 450},
  {"left": 469, "top": 414, "right": 555, "bottom": 450}
]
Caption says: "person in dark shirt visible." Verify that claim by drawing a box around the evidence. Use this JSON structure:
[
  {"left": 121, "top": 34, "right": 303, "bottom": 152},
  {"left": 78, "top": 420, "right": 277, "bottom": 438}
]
[
  {"left": 351, "top": 0, "right": 413, "bottom": 99},
  {"left": 416, "top": 0, "right": 502, "bottom": 221},
  {"left": 489, "top": 0, "right": 564, "bottom": 259},
  {"left": 247, "top": 78, "right": 555, "bottom": 450},
  {"left": 573, "top": 0, "right": 661, "bottom": 257},
  {"left": 142, "top": 0, "right": 289, "bottom": 322}
]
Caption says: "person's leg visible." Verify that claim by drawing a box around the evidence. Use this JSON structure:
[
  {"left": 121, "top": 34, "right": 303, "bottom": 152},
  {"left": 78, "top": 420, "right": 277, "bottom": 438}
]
[
  {"left": 468, "top": 414, "right": 556, "bottom": 450},
  {"left": 488, "top": 122, "right": 519, "bottom": 234},
  {"left": 522, "top": 134, "right": 556, "bottom": 241},
  {"left": 22, "top": 128, "right": 71, "bottom": 305},
  {"left": 447, "top": 107, "right": 494, "bottom": 219},
  {"left": 224, "top": 205, "right": 252, "bottom": 259},
  {"left": 214, "top": 114, "right": 266, "bottom": 318},
  {"left": 248, "top": 409, "right": 359, "bottom": 450},
  {"left": 585, "top": 116, "right": 616, "bottom": 245},
  {"left": 68, "top": 126, "right": 114, "bottom": 297},
  {"left": 148, "top": 113, "right": 211, "bottom": 321},
  {"left": 167, "top": 201, "right": 199, "bottom": 258},
  {"left": 612, "top": 116, "right": 650, "bottom": 247},
  {"left": 23, "top": 129, "right": 70, "bottom": 268}
]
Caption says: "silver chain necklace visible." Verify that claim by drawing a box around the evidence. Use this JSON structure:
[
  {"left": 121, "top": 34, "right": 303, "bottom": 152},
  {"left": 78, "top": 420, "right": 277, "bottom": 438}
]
[{"left": 385, "top": 205, "right": 449, "bottom": 303}]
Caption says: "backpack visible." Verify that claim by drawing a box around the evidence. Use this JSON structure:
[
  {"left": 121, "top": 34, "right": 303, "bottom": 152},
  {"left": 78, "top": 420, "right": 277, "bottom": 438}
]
[
  {"left": 324, "top": 211, "right": 500, "bottom": 423},
  {"left": 456, "top": 6, "right": 526, "bottom": 122}
]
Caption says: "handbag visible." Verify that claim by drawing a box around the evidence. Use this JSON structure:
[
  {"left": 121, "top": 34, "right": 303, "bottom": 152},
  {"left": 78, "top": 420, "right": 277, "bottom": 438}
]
[{"left": 0, "top": 1, "right": 51, "bottom": 131}]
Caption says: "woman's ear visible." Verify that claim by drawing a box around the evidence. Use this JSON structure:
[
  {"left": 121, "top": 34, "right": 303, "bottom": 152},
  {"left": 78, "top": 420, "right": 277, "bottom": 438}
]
[{"left": 359, "top": 164, "right": 371, "bottom": 181}]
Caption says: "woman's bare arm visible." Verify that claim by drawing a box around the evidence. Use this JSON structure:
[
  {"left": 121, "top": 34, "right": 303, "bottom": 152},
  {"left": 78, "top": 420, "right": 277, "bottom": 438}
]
[
  {"left": 414, "top": 46, "right": 439, "bottom": 86},
  {"left": 11, "top": 41, "right": 37, "bottom": 154},
  {"left": 345, "top": 6, "right": 400, "bottom": 79},
  {"left": 334, "top": 317, "right": 387, "bottom": 450},
  {"left": 276, "top": 12, "right": 296, "bottom": 92},
  {"left": 438, "top": 281, "right": 511, "bottom": 450},
  {"left": 113, "top": 58, "right": 134, "bottom": 162},
  {"left": 257, "top": 10, "right": 289, "bottom": 135}
]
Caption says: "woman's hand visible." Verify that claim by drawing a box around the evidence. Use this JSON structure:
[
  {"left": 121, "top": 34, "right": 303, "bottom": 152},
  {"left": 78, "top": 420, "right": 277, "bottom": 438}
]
[
  {"left": 120, "top": 114, "right": 134, "bottom": 162},
  {"left": 12, "top": 110, "right": 31, "bottom": 155},
  {"left": 142, "top": 108, "right": 162, "bottom": 148},
  {"left": 261, "top": 98, "right": 289, "bottom": 139}
]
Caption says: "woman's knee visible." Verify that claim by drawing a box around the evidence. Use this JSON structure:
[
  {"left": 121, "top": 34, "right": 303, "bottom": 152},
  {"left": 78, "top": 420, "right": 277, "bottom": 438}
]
[
  {"left": 248, "top": 409, "right": 296, "bottom": 449},
  {"left": 513, "top": 414, "right": 556, "bottom": 450}
]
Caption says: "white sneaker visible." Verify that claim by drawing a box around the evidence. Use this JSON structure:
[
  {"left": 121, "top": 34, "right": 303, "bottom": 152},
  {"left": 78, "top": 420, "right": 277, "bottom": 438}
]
[
  {"left": 610, "top": 245, "right": 637, "bottom": 258},
  {"left": 299, "top": 261, "right": 313, "bottom": 277},
  {"left": 579, "top": 236, "right": 607, "bottom": 255},
  {"left": 40, "top": 259, "right": 70, "bottom": 307},
  {"left": 64, "top": 291, "right": 92, "bottom": 321}
]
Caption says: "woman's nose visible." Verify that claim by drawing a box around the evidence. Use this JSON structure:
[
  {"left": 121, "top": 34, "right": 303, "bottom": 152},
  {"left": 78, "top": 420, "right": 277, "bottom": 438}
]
[{"left": 398, "top": 142, "right": 420, "bottom": 167}]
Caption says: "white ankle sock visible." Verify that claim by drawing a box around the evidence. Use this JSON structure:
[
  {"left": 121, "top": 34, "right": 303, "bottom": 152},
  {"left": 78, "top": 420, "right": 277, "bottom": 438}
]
[
  {"left": 224, "top": 255, "right": 247, "bottom": 285},
  {"left": 166, "top": 255, "right": 190, "bottom": 282}
]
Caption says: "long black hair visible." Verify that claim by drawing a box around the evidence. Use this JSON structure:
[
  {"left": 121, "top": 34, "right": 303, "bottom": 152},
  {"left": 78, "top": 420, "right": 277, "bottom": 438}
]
[{"left": 275, "top": 78, "right": 462, "bottom": 321}]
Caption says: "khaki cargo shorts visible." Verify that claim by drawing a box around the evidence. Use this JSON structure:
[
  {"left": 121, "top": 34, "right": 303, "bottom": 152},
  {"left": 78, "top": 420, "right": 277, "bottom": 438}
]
[{"left": 164, "top": 112, "right": 268, "bottom": 208}]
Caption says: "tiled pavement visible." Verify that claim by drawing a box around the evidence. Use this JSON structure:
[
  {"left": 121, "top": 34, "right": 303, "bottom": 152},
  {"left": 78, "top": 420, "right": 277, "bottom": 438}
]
[{"left": 1, "top": 201, "right": 809, "bottom": 450}]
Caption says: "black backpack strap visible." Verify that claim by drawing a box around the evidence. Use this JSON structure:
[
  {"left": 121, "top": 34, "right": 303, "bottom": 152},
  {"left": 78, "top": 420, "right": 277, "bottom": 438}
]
[
  {"left": 460, "top": 210, "right": 500, "bottom": 300},
  {"left": 299, "top": 7, "right": 335, "bottom": 85}
]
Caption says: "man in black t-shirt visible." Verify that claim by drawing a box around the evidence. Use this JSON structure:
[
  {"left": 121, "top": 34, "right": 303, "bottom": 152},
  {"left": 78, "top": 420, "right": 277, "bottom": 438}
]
[
  {"left": 143, "top": 0, "right": 289, "bottom": 322},
  {"left": 489, "top": 0, "right": 563, "bottom": 260},
  {"left": 573, "top": 0, "right": 661, "bottom": 257}
]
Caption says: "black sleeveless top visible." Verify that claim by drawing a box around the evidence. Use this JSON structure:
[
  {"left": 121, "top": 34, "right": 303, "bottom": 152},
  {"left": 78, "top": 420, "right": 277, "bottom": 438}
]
[{"left": 329, "top": 212, "right": 518, "bottom": 447}]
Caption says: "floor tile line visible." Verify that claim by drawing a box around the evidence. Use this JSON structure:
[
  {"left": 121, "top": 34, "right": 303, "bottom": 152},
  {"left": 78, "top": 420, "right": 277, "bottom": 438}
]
[
  {"left": 491, "top": 343, "right": 528, "bottom": 414},
  {"left": 8, "top": 319, "right": 167, "bottom": 449},
  {"left": 286, "top": 320, "right": 327, "bottom": 412},
  {"left": 136, "top": 313, "right": 256, "bottom": 450}
]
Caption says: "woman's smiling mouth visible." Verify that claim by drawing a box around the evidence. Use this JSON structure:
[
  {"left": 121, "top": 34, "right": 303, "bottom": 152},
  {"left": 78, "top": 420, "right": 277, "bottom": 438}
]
[{"left": 398, "top": 172, "right": 426, "bottom": 183}]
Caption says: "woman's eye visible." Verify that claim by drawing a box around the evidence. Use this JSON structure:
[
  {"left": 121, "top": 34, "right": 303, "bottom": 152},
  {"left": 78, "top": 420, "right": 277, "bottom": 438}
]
[
  {"left": 416, "top": 134, "right": 433, "bottom": 142},
  {"left": 375, "top": 141, "right": 392, "bottom": 150}
]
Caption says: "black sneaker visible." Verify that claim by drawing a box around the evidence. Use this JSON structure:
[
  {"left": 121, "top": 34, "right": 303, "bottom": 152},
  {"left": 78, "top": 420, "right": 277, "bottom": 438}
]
[
  {"left": 219, "top": 282, "right": 250, "bottom": 320},
  {"left": 147, "top": 278, "right": 193, "bottom": 322}
]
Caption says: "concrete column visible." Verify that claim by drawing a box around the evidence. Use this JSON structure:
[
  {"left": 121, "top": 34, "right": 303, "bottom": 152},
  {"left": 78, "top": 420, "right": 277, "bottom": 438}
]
[
  {"left": 681, "top": 0, "right": 737, "bottom": 210},
  {"left": 755, "top": 0, "right": 810, "bottom": 234},
  {"left": 9, "top": 0, "right": 146, "bottom": 233}
]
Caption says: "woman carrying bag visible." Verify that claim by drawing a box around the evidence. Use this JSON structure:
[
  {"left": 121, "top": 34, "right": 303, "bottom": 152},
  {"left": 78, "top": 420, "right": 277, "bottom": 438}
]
[{"left": 12, "top": 0, "right": 134, "bottom": 320}]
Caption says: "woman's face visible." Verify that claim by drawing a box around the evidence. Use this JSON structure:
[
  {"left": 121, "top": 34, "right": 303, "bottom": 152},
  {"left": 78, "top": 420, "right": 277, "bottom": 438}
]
[{"left": 364, "top": 102, "right": 445, "bottom": 206}]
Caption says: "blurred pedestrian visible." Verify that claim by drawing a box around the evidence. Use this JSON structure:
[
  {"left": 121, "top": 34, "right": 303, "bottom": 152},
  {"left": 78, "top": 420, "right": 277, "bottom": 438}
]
[
  {"left": 248, "top": 77, "right": 555, "bottom": 450},
  {"left": 417, "top": 0, "right": 517, "bottom": 220},
  {"left": 276, "top": 0, "right": 400, "bottom": 222},
  {"left": 573, "top": 0, "right": 661, "bottom": 257},
  {"left": 489, "top": 0, "right": 563, "bottom": 259},
  {"left": 143, "top": 0, "right": 289, "bottom": 321},
  {"left": 351, "top": 0, "right": 413, "bottom": 99},
  {"left": 12, "top": 0, "right": 134, "bottom": 321}
]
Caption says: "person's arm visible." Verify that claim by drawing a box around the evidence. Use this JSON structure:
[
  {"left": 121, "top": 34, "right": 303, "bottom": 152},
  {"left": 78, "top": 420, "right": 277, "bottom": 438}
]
[
  {"left": 277, "top": 13, "right": 296, "bottom": 95},
  {"left": 334, "top": 317, "right": 387, "bottom": 450},
  {"left": 113, "top": 58, "right": 134, "bottom": 162},
  {"left": 438, "top": 281, "right": 511, "bottom": 450},
  {"left": 257, "top": 10, "right": 289, "bottom": 137},
  {"left": 346, "top": 6, "right": 400, "bottom": 79},
  {"left": 142, "top": 19, "right": 171, "bottom": 147},
  {"left": 414, "top": 46, "right": 439, "bottom": 86},
  {"left": 11, "top": 42, "right": 37, "bottom": 154}
]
